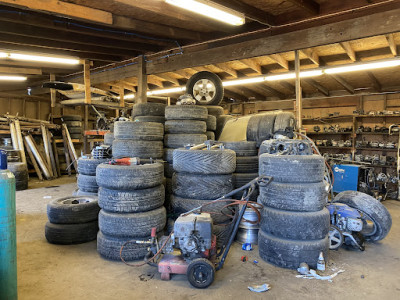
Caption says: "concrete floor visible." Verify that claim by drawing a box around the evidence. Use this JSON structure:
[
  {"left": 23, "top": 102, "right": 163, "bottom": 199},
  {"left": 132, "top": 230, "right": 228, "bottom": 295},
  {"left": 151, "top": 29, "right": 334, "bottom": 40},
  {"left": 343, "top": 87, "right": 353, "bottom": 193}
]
[{"left": 15, "top": 176, "right": 400, "bottom": 300}]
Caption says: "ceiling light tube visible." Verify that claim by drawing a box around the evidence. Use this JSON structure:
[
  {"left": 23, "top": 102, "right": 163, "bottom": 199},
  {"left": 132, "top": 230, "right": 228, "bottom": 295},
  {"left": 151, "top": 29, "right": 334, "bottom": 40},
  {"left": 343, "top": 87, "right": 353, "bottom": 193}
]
[
  {"left": 0, "top": 52, "right": 80, "bottom": 65},
  {"left": 147, "top": 87, "right": 186, "bottom": 96},
  {"left": 0, "top": 52, "right": 7, "bottom": 58},
  {"left": 223, "top": 76, "right": 265, "bottom": 87},
  {"left": 0, "top": 75, "right": 27, "bottom": 81},
  {"left": 166, "top": 0, "right": 245, "bottom": 26},
  {"left": 324, "top": 58, "right": 400, "bottom": 74}
]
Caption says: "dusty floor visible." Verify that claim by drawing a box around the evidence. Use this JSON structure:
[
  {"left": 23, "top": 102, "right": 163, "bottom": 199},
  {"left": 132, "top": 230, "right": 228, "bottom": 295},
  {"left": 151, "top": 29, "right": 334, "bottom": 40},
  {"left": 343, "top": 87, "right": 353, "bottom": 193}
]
[{"left": 15, "top": 176, "right": 400, "bottom": 300}]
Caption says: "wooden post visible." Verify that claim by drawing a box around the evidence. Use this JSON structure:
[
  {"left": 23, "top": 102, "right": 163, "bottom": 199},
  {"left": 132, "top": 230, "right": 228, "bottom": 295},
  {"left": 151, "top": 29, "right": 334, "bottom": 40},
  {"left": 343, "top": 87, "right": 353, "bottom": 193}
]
[
  {"left": 136, "top": 55, "right": 147, "bottom": 104},
  {"left": 84, "top": 105, "right": 89, "bottom": 154},
  {"left": 14, "top": 119, "right": 26, "bottom": 164},
  {"left": 294, "top": 50, "right": 302, "bottom": 130},
  {"left": 50, "top": 73, "right": 56, "bottom": 121},
  {"left": 84, "top": 60, "right": 91, "bottom": 105}
]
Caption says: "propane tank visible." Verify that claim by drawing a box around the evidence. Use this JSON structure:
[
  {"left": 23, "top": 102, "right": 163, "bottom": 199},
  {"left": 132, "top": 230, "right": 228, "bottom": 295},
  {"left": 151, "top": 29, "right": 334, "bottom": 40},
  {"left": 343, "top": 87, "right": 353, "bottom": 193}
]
[{"left": 0, "top": 149, "right": 17, "bottom": 299}]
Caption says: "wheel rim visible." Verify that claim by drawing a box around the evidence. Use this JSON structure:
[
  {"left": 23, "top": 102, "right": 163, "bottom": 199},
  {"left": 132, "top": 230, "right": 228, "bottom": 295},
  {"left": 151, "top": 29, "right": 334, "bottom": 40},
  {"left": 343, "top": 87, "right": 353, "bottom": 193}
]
[
  {"left": 62, "top": 197, "right": 92, "bottom": 205},
  {"left": 358, "top": 210, "right": 377, "bottom": 236},
  {"left": 328, "top": 226, "right": 343, "bottom": 250},
  {"left": 191, "top": 264, "right": 211, "bottom": 285},
  {"left": 192, "top": 79, "right": 216, "bottom": 103}
]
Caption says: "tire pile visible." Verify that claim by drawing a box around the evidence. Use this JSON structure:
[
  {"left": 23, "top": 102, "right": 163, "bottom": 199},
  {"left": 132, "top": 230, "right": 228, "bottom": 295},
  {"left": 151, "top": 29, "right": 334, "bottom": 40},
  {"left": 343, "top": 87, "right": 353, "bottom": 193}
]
[
  {"left": 205, "top": 105, "right": 232, "bottom": 141},
  {"left": 171, "top": 148, "right": 236, "bottom": 245},
  {"left": 45, "top": 196, "right": 99, "bottom": 245},
  {"left": 258, "top": 153, "right": 330, "bottom": 269},
  {"left": 74, "top": 158, "right": 108, "bottom": 197},
  {"left": 8, "top": 162, "right": 28, "bottom": 191},
  {"left": 204, "top": 105, "right": 224, "bottom": 140},
  {"left": 132, "top": 103, "right": 166, "bottom": 124},
  {"left": 63, "top": 115, "right": 83, "bottom": 140},
  {"left": 112, "top": 121, "right": 164, "bottom": 159},
  {"left": 224, "top": 141, "right": 259, "bottom": 200},
  {"left": 96, "top": 162, "right": 166, "bottom": 261}
]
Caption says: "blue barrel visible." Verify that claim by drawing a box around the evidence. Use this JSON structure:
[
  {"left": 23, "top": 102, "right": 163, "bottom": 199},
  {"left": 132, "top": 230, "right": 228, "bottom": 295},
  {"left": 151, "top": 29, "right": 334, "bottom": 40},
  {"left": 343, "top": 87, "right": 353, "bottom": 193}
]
[{"left": 0, "top": 150, "right": 17, "bottom": 299}]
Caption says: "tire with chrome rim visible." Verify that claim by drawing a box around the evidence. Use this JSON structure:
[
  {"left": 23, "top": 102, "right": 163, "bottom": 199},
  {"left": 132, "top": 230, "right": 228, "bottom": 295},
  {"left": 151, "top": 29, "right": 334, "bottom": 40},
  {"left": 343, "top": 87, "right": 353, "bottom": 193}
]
[{"left": 186, "top": 71, "right": 224, "bottom": 106}]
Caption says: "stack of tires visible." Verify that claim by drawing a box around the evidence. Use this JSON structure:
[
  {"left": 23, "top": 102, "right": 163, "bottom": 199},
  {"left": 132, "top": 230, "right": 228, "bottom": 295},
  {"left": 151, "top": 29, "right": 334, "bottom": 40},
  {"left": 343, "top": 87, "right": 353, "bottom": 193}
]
[
  {"left": 204, "top": 106, "right": 232, "bottom": 141},
  {"left": 103, "top": 127, "right": 114, "bottom": 146},
  {"left": 8, "top": 162, "right": 28, "bottom": 191},
  {"left": 163, "top": 106, "right": 208, "bottom": 205},
  {"left": 112, "top": 121, "right": 164, "bottom": 160},
  {"left": 63, "top": 115, "right": 83, "bottom": 140},
  {"left": 74, "top": 158, "right": 109, "bottom": 197},
  {"left": 205, "top": 114, "right": 217, "bottom": 140},
  {"left": 96, "top": 162, "right": 166, "bottom": 261},
  {"left": 45, "top": 196, "right": 99, "bottom": 244},
  {"left": 132, "top": 103, "right": 166, "bottom": 124},
  {"left": 258, "top": 153, "right": 329, "bottom": 269},
  {"left": 171, "top": 148, "right": 236, "bottom": 245},
  {"left": 224, "top": 142, "right": 259, "bottom": 199}
]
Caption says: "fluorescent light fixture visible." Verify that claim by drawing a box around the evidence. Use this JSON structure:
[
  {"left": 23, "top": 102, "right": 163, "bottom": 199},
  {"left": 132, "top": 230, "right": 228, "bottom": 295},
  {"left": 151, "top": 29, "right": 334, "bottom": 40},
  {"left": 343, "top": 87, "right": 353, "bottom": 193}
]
[
  {"left": 324, "top": 59, "right": 400, "bottom": 74},
  {"left": 265, "top": 70, "right": 324, "bottom": 81},
  {"left": 148, "top": 87, "right": 186, "bottom": 96},
  {"left": 0, "top": 52, "right": 80, "bottom": 65},
  {"left": 0, "top": 75, "right": 27, "bottom": 81},
  {"left": 166, "top": 0, "right": 245, "bottom": 26},
  {"left": 0, "top": 52, "right": 7, "bottom": 58},
  {"left": 223, "top": 77, "right": 265, "bottom": 87},
  {"left": 124, "top": 94, "right": 135, "bottom": 100}
]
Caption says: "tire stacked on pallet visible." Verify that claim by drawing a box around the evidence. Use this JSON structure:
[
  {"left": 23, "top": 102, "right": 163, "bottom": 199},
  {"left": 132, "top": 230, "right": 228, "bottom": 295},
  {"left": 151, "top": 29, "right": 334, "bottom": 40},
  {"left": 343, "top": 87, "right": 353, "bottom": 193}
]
[
  {"left": 112, "top": 121, "right": 164, "bottom": 159},
  {"left": 132, "top": 103, "right": 166, "bottom": 124},
  {"left": 224, "top": 142, "right": 259, "bottom": 200},
  {"left": 96, "top": 162, "right": 166, "bottom": 261},
  {"left": 74, "top": 158, "right": 109, "bottom": 197},
  {"left": 7, "top": 162, "right": 29, "bottom": 191},
  {"left": 171, "top": 148, "right": 236, "bottom": 246},
  {"left": 163, "top": 106, "right": 208, "bottom": 207},
  {"left": 258, "top": 154, "right": 329, "bottom": 269},
  {"left": 45, "top": 196, "right": 100, "bottom": 244},
  {"left": 63, "top": 115, "right": 83, "bottom": 140}
]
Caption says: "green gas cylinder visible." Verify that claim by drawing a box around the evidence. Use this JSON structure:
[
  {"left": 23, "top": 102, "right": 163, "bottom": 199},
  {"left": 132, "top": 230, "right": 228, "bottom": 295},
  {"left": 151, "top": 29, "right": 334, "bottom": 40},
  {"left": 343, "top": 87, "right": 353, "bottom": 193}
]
[{"left": 0, "top": 150, "right": 17, "bottom": 300}]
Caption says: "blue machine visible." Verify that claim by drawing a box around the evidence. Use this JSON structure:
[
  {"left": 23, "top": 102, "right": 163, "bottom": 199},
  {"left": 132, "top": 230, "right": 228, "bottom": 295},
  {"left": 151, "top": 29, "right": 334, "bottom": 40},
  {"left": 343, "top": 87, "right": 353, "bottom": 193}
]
[{"left": 332, "top": 164, "right": 361, "bottom": 193}]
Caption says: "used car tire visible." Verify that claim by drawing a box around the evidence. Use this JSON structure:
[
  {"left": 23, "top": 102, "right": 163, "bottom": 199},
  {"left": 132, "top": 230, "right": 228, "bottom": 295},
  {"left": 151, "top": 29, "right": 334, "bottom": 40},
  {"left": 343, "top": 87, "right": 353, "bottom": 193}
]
[
  {"left": 77, "top": 158, "right": 110, "bottom": 176},
  {"left": 98, "top": 207, "right": 166, "bottom": 237},
  {"left": 165, "top": 120, "right": 206, "bottom": 134},
  {"left": 104, "top": 132, "right": 114, "bottom": 145},
  {"left": 131, "top": 103, "right": 166, "bottom": 118},
  {"left": 134, "top": 115, "right": 166, "bottom": 123},
  {"left": 186, "top": 71, "right": 224, "bottom": 106},
  {"left": 77, "top": 174, "right": 98, "bottom": 193},
  {"left": 72, "top": 189, "right": 98, "bottom": 197},
  {"left": 163, "top": 148, "right": 175, "bottom": 163},
  {"left": 112, "top": 140, "right": 163, "bottom": 159},
  {"left": 114, "top": 121, "right": 164, "bottom": 140},
  {"left": 47, "top": 196, "right": 100, "bottom": 224},
  {"left": 8, "top": 162, "right": 28, "bottom": 191},
  {"left": 232, "top": 173, "right": 258, "bottom": 188},
  {"left": 164, "top": 162, "right": 174, "bottom": 178},
  {"left": 223, "top": 141, "right": 257, "bottom": 157},
  {"left": 206, "top": 115, "right": 217, "bottom": 131},
  {"left": 205, "top": 106, "right": 224, "bottom": 117},
  {"left": 173, "top": 149, "right": 236, "bottom": 175},
  {"left": 165, "top": 106, "right": 208, "bottom": 121},
  {"left": 274, "top": 112, "right": 295, "bottom": 133},
  {"left": 98, "top": 185, "right": 164, "bottom": 213},
  {"left": 235, "top": 156, "right": 258, "bottom": 173},
  {"left": 96, "top": 163, "right": 163, "bottom": 190},
  {"left": 45, "top": 221, "right": 98, "bottom": 245},
  {"left": 164, "top": 134, "right": 207, "bottom": 149},
  {"left": 215, "top": 115, "right": 234, "bottom": 140},
  {"left": 206, "top": 131, "right": 215, "bottom": 140}
]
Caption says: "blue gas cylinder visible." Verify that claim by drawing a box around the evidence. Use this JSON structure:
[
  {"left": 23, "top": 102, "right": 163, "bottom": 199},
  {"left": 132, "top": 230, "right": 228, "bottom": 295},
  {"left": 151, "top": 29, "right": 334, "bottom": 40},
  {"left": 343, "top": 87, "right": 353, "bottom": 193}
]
[{"left": 0, "top": 150, "right": 17, "bottom": 299}]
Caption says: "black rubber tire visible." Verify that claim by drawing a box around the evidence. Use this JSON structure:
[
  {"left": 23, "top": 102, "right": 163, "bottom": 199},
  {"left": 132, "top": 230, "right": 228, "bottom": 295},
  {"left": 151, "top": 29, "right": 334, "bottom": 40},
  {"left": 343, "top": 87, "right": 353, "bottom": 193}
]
[
  {"left": 187, "top": 258, "right": 215, "bottom": 289},
  {"left": 62, "top": 115, "right": 82, "bottom": 121},
  {"left": 206, "top": 115, "right": 217, "bottom": 131},
  {"left": 173, "top": 149, "right": 236, "bottom": 175},
  {"left": 172, "top": 172, "right": 233, "bottom": 200},
  {"left": 246, "top": 114, "right": 264, "bottom": 142},
  {"left": 232, "top": 173, "right": 258, "bottom": 188},
  {"left": 274, "top": 112, "right": 295, "bottom": 132},
  {"left": 259, "top": 181, "right": 328, "bottom": 212},
  {"left": 215, "top": 115, "right": 234, "bottom": 140},
  {"left": 97, "top": 231, "right": 149, "bottom": 261},
  {"left": 45, "top": 221, "right": 98, "bottom": 245},
  {"left": 47, "top": 196, "right": 99, "bottom": 224},
  {"left": 260, "top": 207, "right": 330, "bottom": 240},
  {"left": 165, "top": 106, "right": 208, "bottom": 121},
  {"left": 77, "top": 174, "right": 98, "bottom": 193},
  {"left": 96, "top": 162, "right": 163, "bottom": 190},
  {"left": 67, "top": 127, "right": 83, "bottom": 134},
  {"left": 257, "top": 114, "right": 276, "bottom": 146},
  {"left": 77, "top": 158, "right": 110, "bottom": 176},
  {"left": 8, "top": 162, "right": 29, "bottom": 191},
  {"left": 131, "top": 103, "right": 166, "bottom": 118},
  {"left": 258, "top": 230, "right": 329, "bottom": 269},
  {"left": 223, "top": 141, "right": 257, "bottom": 157},
  {"left": 164, "top": 162, "right": 174, "bottom": 178},
  {"left": 259, "top": 154, "right": 325, "bottom": 183},
  {"left": 163, "top": 148, "right": 174, "bottom": 163},
  {"left": 170, "top": 195, "right": 231, "bottom": 224},
  {"left": 134, "top": 116, "right": 165, "bottom": 123},
  {"left": 104, "top": 132, "right": 114, "bottom": 145},
  {"left": 114, "top": 121, "right": 164, "bottom": 140},
  {"left": 98, "top": 207, "right": 166, "bottom": 237},
  {"left": 333, "top": 191, "right": 392, "bottom": 241},
  {"left": 98, "top": 185, "right": 164, "bottom": 213},
  {"left": 72, "top": 189, "right": 98, "bottom": 197},
  {"left": 70, "top": 133, "right": 82, "bottom": 139},
  {"left": 235, "top": 156, "right": 258, "bottom": 173},
  {"left": 205, "top": 106, "right": 224, "bottom": 117},
  {"left": 186, "top": 71, "right": 224, "bottom": 106},
  {"left": 164, "top": 120, "right": 206, "bottom": 134},
  {"left": 206, "top": 131, "right": 215, "bottom": 140},
  {"left": 112, "top": 139, "right": 163, "bottom": 159},
  {"left": 164, "top": 134, "right": 207, "bottom": 149}
]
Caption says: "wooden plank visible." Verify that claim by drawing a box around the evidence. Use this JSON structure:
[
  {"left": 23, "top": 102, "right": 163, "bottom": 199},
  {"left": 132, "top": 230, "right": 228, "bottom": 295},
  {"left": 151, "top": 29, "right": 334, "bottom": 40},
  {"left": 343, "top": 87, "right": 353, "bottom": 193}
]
[
  {"left": 303, "top": 78, "right": 329, "bottom": 96},
  {"left": 286, "top": 0, "right": 320, "bottom": 15},
  {"left": 119, "top": 85, "right": 125, "bottom": 108},
  {"left": 258, "top": 84, "right": 286, "bottom": 99},
  {"left": 0, "top": 0, "right": 113, "bottom": 24},
  {"left": 340, "top": 42, "right": 357, "bottom": 61},
  {"left": 62, "top": 124, "right": 78, "bottom": 171},
  {"left": 240, "top": 59, "right": 262, "bottom": 74},
  {"left": 269, "top": 54, "right": 289, "bottom": 70},
  {"left": 50, "top": 74, "right": 56, "bottom": 109},
  {"left": 215, "top": 63, "right": 238, "bottom": 78},
  {"left": 41, "top": 124, "right": 53, "bottom": 178},
  {"left": 299, "top": 48, "right": 319, "bottom": 66},
  {"left": 385, "top": 33, "right": 397, "bottom": 56},
  {"left": 366, "top": 71, "right": 382, "bottom": 92},
  {"left": 23, "top": 138, "right": 43, "bottom": 180},
  {"left": 295, "top": 50, "right": 302, "bottom": 129},
  {"left": 279, "top": 81, "right": 296, "bottom": 94},
  {"left": 153, "top": 74, "right": 180, "bottom": 86},
  {"left": 46, "top": 128, "right": 57, "bottom": 178},
  {"left": 0, "top": 66, "right": 41, "bottom": 74},
  {"left": 84, "top": 60, "right": 91, "bottom": 105},
  {"left": 52, "top": 138, "right": 61, "bottom": 177},
  {"left": 329, "top": 74, "right": 355, "bottom": 94},
  {"left": 136, "top": 56, "right": 147, "bottom": 104},
  {"left": 61, "top": 128, "right": 72, "bottom": 176}
]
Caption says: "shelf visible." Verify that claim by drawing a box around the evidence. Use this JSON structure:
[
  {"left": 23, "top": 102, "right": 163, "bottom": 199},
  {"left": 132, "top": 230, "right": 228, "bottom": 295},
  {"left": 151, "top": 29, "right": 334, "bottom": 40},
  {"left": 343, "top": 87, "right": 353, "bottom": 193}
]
[
  {"left": 303, "top": 114, "right": 400, "bottom": 123},
  {"left": 308, "top": 132, "right": 352, "bottom": 135},
  {"left": 54, "top": 139, "right": 82, "bottom": 143},
  {"left": 318, "top": 146, "right": 352, "bottom": 150},
  {"left": 356, "top": 147, "right": 397, "bottom": 152},
  {"left": 355, "top": 114, "right": 400, "bottom": 118},
  {"left": 356, "top": 132, "right": 399, "bottom": 135}
]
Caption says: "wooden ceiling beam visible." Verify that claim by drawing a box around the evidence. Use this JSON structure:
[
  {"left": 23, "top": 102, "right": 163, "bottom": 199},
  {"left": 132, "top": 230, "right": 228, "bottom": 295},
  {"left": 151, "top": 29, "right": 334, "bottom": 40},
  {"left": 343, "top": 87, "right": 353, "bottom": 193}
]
[
  {"left": 340, "top": 42, "right": 357, "bottom": 62},
  {"left": 153, "top": 74, "right": 180, "bottom": 86},
  {"left": 385, "top": 33, "right": 398, "bottom": 56},
  {"left": 329, "top": 74, "right": 355, "bottom": 94},
  {"left": 366, "top": 71, "right": 382, "bottom": 92},
  {"left": 147, "top": 76, "right": 165, "bottom": 88},
  {"left": 214, "top": 63, "right": 238, "bottom": 78},
  {"left": 240, "top": 59, "right": 262, "bottom": 74},
  {"left": 0, "top": 0, "right": 113, "bottom": 24},
  {"left": 303, "top": 78, "right": 329, "bottom": 96},
  {"left": 223, "top": 89, "right": 248, "bottom": 102},
  {"left": 279, "top": 81, "right": 296, "bottom": 95},
  {"left": 0, "top": 66, "right": 42, "bottom": 75},
  {"left": 258, "top": 84, "right": 286, "bottom": 99},
  {"left": 269, "top": 54, "right": 289, "bottom": 70},
  {"left": 286, "top": 0, "right": 320, "bottom": 15},
  {"left": 299, "top": 48, "right": 319, "bottom": 66},
  {"left": 173, "top": 69, "right": 195, "bottom": 80}
]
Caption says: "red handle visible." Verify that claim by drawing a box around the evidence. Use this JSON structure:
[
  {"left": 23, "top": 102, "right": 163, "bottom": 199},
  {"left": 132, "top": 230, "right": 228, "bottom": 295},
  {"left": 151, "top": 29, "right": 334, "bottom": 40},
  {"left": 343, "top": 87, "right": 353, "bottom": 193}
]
[{"left": 151, "top": 227, "right": 157, "bottom": 238}]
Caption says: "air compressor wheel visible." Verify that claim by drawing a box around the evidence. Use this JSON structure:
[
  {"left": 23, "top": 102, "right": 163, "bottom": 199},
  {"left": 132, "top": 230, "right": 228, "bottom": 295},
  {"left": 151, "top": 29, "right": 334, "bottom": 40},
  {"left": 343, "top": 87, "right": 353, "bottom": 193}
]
[
  {"left": 187, "top": 258, "right": 215, "bottom": 289},
  {"left": 328, "top": 225, "right": 344, "bottom": 250}
]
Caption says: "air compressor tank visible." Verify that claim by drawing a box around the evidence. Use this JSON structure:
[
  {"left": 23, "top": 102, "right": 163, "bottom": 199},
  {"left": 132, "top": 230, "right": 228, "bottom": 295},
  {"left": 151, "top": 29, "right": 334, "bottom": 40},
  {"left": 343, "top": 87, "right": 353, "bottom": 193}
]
[{"left": 0, "top": 150, "right": 17, "bottom": 299}]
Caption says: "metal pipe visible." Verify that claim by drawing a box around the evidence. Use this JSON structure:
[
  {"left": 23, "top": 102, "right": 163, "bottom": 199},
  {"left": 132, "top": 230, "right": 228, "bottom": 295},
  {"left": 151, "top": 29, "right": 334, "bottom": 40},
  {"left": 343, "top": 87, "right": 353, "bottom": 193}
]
[{"left": 24, "top": 135, "right": 52, "bottom": 179}]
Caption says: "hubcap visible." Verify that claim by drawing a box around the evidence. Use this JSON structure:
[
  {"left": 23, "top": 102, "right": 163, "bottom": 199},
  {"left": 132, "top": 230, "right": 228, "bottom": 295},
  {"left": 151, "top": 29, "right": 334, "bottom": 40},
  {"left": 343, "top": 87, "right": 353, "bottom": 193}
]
[
  {"left": 192, "top": 79, "right": 216, "bottom": 103},
  {"left": 329, "top": 226, "right": 343, "bottom": 250}
]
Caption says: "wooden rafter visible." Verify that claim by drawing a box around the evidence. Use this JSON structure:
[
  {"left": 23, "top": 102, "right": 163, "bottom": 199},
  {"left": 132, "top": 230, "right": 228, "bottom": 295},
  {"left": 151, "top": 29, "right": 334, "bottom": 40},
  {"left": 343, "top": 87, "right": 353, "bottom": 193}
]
[
  {"left": 215, "top": 63, "right": 238, "bottom": 78},
  {"left": 240, "top": 59, "right": 262, "bottom": 74},
  {"left": 366, "top": 71, "right": 382, "bottom": 92},
  {"left": 147, "top": 76, "right": 164, "bottom": 88},
  {"left": 0, "top": 66, "right": 41, "bottom": 75},
  {"left": 286, "top": 0, "right": 320, "bottom": 15},
  {"left": 279, "top": 81, "right": 296, "bottom": 94},
  {"left": 299, "top": 48, "right": 320, "bottom": 66},
  {"left": 329, "top": 74, "right": 355, "bottom": 94},
  {"left": 173, "top": 69, "right": 195, "bottom": 80},
  {"left": 385, "top": 33, "right": 398, "bottom": 56},
  {"left": 340, "top": 42, "right": 357, "bottom": 61},
  {"left": 269, "top": 54, "right": 289, "bottom": 70},
  {"left": 258, "top": 84, "right": 286, "bottom": 99},
  {"left": 303, "top": 78, "right": 329, "bottom": 96},
  {"left": 153, "top": 74, "right": 180, "bottom": 86}
]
